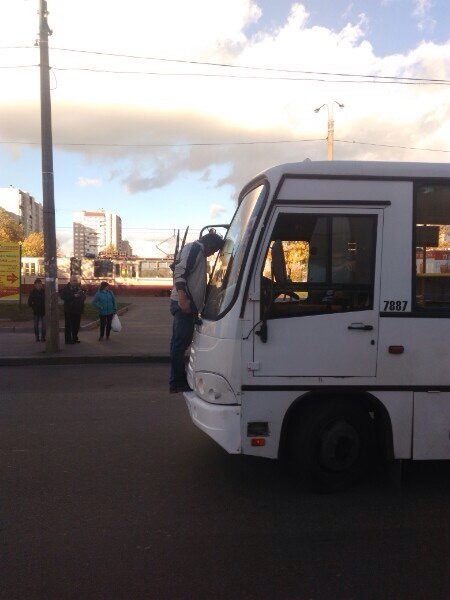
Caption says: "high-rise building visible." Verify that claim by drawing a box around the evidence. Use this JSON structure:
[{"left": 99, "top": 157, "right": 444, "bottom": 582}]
[
  {"left": 0, "top": 187, "right": 43, "bottom": 236},
  {"left": 73, "top": 210, "right": 122, "bottom": 258},
  {"left": 105, "top": 212, "right": 122, "bottom": 252}
]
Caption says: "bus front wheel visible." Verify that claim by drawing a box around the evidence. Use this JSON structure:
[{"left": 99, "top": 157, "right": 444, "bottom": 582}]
[{"left": 288, "top": 401, "right": 373, "bottom": 492}]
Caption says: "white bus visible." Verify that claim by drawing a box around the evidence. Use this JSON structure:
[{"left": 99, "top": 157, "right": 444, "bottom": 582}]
[{"left": 184, "top": 161, "right": 450, "bottom": 491}]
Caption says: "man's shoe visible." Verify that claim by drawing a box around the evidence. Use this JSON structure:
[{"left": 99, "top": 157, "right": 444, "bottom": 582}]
[
  {"left": 41, "top": 338, "right": 46, "bottom": 342},
  {"left": 36, "top": 338, "right": 40, "bottom": 342},
  {"left": 74, "top": 339, "right": 81, "bottom": 343}
]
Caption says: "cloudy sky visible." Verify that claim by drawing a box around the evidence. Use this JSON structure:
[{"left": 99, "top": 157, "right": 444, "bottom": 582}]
[{"left": 0, "top": 0, "right": 449, "bottom": 256}]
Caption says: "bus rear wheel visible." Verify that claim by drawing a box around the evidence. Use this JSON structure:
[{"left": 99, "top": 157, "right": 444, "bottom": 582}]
[{"left": 288, "top": 401, "right": 373, "bottom": 492}]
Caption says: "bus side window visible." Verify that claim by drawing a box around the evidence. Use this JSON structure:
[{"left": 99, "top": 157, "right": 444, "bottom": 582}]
[{"left": 415, "top": 184, "right": 450, "bottom": 309}]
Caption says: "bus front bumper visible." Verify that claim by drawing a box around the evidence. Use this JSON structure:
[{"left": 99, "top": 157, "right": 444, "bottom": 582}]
[{"left": 183, "top": 391, "right": 242, "bottom": 454}]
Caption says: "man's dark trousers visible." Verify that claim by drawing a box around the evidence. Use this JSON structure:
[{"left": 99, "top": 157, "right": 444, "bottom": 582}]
[
  {"left": 64, "top": 311, "right": 81, "bottom": 343},
  {"left": 169, "top": 300, "right": 195, "bottom": 391}
]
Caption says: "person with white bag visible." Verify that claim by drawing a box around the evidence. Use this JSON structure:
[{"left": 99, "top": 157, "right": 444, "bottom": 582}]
[{"left": 92, "top": 281, "right": 118, "bottom": 341}]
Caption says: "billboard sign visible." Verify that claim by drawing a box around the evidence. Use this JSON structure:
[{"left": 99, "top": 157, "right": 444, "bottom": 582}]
[{"left": 0, "top": 242, "right": 21, "bottom": 301}]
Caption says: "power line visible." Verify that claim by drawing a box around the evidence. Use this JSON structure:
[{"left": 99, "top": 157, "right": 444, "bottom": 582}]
[
  {"left": 0, "top": 137, "right": 448, "bottom": 152},
  {"left": 1, "top": 45, "right": 448, "bottom": 85},
  {"left": 0, "top": 64, "right": 38, "bottom": 68},
  {"left": 55, "top": 226, "right": 202, "bottom": 231},
  {"left": 334, "top": 139, "right": 450, "bottom": 153},
  {"left": 0, "top": 138, "right": 324, "bottom": 147},
  {"left": 44, "top": 47, "right": 450, "bottom": 85},
  {"left": 48, "top": 65, "right": 450, "bottom": 85}
]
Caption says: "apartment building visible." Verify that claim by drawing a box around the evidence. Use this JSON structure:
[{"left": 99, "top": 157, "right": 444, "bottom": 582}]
[
  {"left": 0, "top": 187, "right": 43, "bottom": 236},
  {"left": 73, "top": 210, "right": 122, "bottom": 258}
]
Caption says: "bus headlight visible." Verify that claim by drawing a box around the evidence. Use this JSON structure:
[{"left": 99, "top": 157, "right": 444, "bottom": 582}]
[{"left": 194, "top": 372, "right": 237, "bottom": 405}]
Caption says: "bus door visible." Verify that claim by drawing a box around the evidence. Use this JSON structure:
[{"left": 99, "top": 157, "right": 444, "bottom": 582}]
[{"left": 253, "top": 206, "right": 384, "bottom": 377}]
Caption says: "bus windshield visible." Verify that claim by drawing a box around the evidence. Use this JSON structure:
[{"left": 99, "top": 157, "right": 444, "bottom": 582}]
[{"left": 203, "top": 183, "right": 266, "bottom": 320}]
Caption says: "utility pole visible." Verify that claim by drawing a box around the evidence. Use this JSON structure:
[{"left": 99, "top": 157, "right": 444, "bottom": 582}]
[
  {"left": 314, "top": 101, "right": 344, "bottom": 160},
  {"left": 38, "top": 0, "right": 59, "bottom": 352}
]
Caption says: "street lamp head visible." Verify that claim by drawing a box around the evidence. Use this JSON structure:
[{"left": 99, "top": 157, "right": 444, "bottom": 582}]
[{"left": 314, "top": 104, "right": 326, "bottom": 113}]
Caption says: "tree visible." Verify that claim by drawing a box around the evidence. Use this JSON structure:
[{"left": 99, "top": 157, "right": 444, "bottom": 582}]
[
  {"left": 22, "top": 231, "right": 45, "bottom": 257},
  {"left": 104, "top": 243, "right": 116, "bottom": 256},
  {"left": 263, "top": 240, "right": 309, "bottom": 281},
  {"left": 439, "top": 225, "right": 450, "bottom": 248},
  {"left": 0, "top": 208, "right": 24, "bottom": 242}
]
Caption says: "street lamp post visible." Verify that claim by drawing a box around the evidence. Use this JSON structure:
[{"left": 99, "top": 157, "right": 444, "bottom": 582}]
[{"left": 314, "top": 101, "right": 344, "bottom": 160}]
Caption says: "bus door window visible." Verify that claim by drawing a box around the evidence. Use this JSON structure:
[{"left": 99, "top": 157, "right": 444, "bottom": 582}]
[{"left": 261, "top": 213, "right": 377, "bottom": 318}]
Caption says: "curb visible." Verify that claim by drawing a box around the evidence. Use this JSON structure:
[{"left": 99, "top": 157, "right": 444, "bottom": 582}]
[{"left": 0, "top": 354, "right": 171, "bottom": 367}]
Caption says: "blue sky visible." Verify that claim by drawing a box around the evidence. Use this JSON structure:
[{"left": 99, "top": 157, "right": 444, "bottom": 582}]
[
  {"left": 0, "top": 0, "right": 449, "bottom": 256},
  {"left": 252, "top": 1, "right": 449, "bottom": 55}
]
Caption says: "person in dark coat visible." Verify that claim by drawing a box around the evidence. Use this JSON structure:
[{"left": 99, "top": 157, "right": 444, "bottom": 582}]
[
  {"left": 59, "top": 275, "right": 86, "bottom": 344},
  {"left": 27, "top": 278, "right": 46, "bottom": 342}
]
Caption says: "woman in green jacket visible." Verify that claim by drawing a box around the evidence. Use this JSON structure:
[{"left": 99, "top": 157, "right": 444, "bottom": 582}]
[{"left": 92, "top": 281, "right": 117, "bottom": 341}]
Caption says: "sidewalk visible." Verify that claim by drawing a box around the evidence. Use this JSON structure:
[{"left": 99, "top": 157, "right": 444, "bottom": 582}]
[{"left": 0, "top": 296, "right": 173, "bottom": 366}]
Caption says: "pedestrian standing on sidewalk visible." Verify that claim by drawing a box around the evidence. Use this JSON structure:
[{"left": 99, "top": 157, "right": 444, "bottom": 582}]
[
  {"left": 169, "top": 231, "right": 224, "bottom": 393},
  {"left": 92, "top": 281, "right": 117, "bottom": 341},
  {"left": 27, "top": 278, "right": 46, "bottom": 342},
  {"left": 59, "top": 275, "right": 86, "bottom": 344}
]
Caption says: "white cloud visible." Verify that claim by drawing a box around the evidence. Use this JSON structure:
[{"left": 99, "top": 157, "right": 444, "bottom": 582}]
[
  {"left": 0, "top": 0, "right": 448, "bottom": 205},
  {"left": 341, "top": 4, "right": 355, "bottom": 19},
  {"left": 210, "top": 203, "right": 227, "bottom": 219},
  {"left": 412, "top": 0, "right": 436, "bottom": 31},
  {"left": 56, "top": 229, "right": 73, "bottom": 256},
  {"left": 77, "top": 177, "right": 102, "bottom": 187}
]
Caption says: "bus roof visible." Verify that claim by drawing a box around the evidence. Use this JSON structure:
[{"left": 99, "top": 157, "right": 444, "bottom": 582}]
[{"left": 253, "top": 160, "right": 450, "bottom": 189}]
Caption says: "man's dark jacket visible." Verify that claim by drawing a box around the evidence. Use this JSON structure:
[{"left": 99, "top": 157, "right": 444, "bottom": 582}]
[
  {"left": 60, "top": 283, "right": 86, "bottom": 314},
  {"left": 27, "top": 288, "right": 45, "bottom": 316}
]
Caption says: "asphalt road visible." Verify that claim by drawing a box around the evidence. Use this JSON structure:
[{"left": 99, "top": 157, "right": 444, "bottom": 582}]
[{"left": 1, "top": 365, "right": 448, "bottom": 600}]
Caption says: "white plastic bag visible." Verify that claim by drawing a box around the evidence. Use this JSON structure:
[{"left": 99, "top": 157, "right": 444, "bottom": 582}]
[{"left": 111, "top": 314, "right": 122, "bottom": 333}]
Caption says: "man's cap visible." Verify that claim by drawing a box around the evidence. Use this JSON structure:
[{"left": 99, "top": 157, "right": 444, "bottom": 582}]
[{"left": 199, "top": 231, "right": 224, "bottom": 252}]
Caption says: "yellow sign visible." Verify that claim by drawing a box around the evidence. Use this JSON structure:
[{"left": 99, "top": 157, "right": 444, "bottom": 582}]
[{"left": 0, "top": 242, "right": 21, "bottom": 301}]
